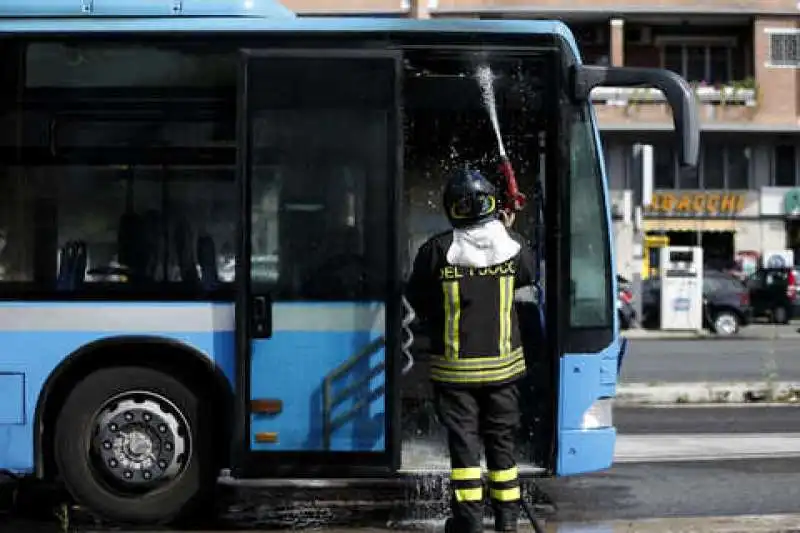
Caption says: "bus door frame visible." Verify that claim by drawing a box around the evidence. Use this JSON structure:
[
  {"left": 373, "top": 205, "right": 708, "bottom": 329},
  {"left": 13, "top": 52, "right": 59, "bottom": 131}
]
[{"left": 232, "top": 46, "right": 405, "bottom": 478}]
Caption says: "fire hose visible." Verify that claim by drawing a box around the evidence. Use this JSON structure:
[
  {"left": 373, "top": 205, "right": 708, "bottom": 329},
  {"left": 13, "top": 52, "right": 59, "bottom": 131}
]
[{"left": 400, "top": 295, "right": 415, "bottom": 376}]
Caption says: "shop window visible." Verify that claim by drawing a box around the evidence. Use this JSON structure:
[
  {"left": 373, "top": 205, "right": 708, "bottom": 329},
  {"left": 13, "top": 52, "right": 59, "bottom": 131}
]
[{"left": 774, "top": 145, "right": 797, "bottom": 186}]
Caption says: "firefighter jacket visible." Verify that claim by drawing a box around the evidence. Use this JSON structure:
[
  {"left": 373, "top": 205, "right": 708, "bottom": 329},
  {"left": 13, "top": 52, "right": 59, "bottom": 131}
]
[{"left": 405, "top": 223, "right": 536, "bottom": 387}]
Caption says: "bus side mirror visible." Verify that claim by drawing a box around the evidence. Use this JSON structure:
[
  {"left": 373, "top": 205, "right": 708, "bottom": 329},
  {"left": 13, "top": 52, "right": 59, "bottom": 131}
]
[{"left": 570, "top": 65, "right": 700, "bottom": 169}]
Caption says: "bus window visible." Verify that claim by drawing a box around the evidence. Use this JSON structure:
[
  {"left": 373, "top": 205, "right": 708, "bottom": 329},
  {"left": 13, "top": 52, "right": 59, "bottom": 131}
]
[
  {"left": 0, "top": 42, "right": 238, "bottom": 295},
  {"left": 247, "top": 57, "right": 391, "bottom": 302},
  {"left": 569, "top": 105, "right": 612, "bottom": 332}
]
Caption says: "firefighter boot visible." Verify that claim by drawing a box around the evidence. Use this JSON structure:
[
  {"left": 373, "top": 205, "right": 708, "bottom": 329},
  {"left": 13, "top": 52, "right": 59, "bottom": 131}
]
[
  {"left": 494, "top": 508, "right": 519, "bottom": 532},
  {"left": 444, "top": 516, "right": 483, "bottom": 533}
]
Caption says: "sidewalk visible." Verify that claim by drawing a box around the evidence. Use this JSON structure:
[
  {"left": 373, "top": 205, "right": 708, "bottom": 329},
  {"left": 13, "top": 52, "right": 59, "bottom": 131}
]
[
  {"left": 547, "top": 514, "right": 800, "bottom": 533},
  {"left": 617, "top": 381, "right": 800, "bottom": 405},
  {"left": 621, "top": 324, "right": 800, "bottom": 340}
]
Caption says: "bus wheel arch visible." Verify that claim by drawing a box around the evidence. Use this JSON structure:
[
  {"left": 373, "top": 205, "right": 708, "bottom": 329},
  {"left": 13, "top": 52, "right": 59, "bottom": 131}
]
[{"left": 36, "top": 336, "right": 234, "bottom": 485}]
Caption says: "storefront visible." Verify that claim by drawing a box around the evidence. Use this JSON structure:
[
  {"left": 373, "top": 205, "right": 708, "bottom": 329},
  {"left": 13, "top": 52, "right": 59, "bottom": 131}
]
[
  {"left": 757, "top": 187, "right": 800, "bottom": 267},
  {"left": 642, "top": 190, "right": 753, "bottom": 271},
  {"left": 783, "top": 189, "right": 800, "bottom": 262}
]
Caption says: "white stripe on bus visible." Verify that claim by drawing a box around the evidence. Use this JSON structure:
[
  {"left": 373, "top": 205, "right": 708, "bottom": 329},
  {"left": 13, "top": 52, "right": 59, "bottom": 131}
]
[{"left": 0, "top": 302, "right": 385, "bottom": 333}]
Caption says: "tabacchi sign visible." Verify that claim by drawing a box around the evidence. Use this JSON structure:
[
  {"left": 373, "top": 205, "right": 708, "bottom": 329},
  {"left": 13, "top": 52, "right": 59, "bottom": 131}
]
[{"left": 648, "top": 192, "right": 746, "bottom": 216}]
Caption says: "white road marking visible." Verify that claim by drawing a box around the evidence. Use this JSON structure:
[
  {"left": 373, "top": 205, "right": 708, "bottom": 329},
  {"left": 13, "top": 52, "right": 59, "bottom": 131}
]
[{"left": 615, "top": 433, "right": 800, "bottom": 463}]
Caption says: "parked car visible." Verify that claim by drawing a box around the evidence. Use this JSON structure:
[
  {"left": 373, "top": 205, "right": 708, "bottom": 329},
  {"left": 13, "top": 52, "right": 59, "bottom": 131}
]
[
  {"left": 640, "top": 270, "right": 752, "bottom": 336},
  {"left": 746, "top": 267, "right": 797, "bottom": 324}
]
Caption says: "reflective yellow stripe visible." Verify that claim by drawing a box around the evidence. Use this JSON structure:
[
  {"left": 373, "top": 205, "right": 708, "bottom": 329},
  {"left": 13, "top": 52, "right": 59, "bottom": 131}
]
[
  {"left": 455, "top": 487, "right": 483, "bottom": 502},
  {"left": 451, "top": 467, "right": 482, "bottom": 481},
  {"left": 489, "top": 467, "right": 518, "bottom": 483},
  {"left": 504, "top": 276, "right": 514, "bottom": 353},
  {"left": 498, "top": 275, "right": 513, "bottom": 355},
  {"left": 431, "top": 347, "right": 524, "bottom": 370},
  {"left": 431, "top": 360, "right": 526, "bottom": 384},
  {"left": 430, "top": 358, "right": 527, "bottom": 384},
  {"left": 443, "top": 281, "right": 460, "bottom": 360},
  {"left": 490, "top": 487, "right": 521, "bottom": 501},
  {"left": 498, "top": 276, "right": 507, "bottom": 355}
]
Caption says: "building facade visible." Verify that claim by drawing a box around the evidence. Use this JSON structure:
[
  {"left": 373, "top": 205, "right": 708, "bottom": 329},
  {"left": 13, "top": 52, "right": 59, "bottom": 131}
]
[{"left": 284, "top": 0, "right": 799, "bottom": 278}]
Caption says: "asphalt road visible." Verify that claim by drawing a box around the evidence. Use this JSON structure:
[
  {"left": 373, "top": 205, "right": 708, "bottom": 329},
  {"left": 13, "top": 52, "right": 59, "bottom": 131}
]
[
  {"left": 616, "top": 405, "right": 800, "bottom": 434},
  {"left": 539, "top": 456, "right": 800, "bottom": 522},
  {"left": 545, "top": 405, "right": 800, "bottom": 522},
  {"left": 4, "top": 407, "right": 800, "bottom": 531},
  {"left": 7, "top": 457, "right": 800, "bottom": 530},
  {"left": 620, "top": 337, "right": 800, "bottom": 383}
]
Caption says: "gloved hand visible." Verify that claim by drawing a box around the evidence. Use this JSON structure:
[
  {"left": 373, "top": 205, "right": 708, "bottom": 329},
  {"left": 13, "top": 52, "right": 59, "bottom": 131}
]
[{"left": 500, "top": 210, "right": 516, "bottom": 228}]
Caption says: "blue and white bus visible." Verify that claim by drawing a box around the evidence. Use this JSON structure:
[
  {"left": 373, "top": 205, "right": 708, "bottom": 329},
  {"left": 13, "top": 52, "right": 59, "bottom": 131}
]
[{"left": 0, "top": 0, "right": 699, "bottom": 525}]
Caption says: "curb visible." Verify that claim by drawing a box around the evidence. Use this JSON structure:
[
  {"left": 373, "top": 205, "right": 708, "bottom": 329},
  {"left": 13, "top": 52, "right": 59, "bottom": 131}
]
[
  {"left": 550, "top": 513, "right": 800, "bottom": 532},
  {"left": 621, "top": 330, "right": 800, "bottom": 341},
  {"left": 616, "top": 381, "right": 800, "bottom": 405}
]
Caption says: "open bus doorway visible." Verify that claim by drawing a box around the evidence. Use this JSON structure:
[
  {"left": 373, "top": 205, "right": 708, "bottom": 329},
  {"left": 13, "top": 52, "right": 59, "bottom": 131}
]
[{"left": 400, "top": 49, "right": 555, "bottom": 475}]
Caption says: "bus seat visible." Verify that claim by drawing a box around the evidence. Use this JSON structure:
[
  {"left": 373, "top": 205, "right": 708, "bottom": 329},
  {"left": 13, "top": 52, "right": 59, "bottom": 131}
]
[
  {"left": 56, "top": 240, "right": 87, "bottom": 291},
  {"left": 117, "top": 212, "right": 148, "bottom": 281},
  {"left": 173, "top": 216, "right": 199, "bottom": 285},
  {"left": 197, "top": 235, "right": 219, "bottom": 290},
  {"left": 142, "top": 209, "right": 164, "bottom": 281}
]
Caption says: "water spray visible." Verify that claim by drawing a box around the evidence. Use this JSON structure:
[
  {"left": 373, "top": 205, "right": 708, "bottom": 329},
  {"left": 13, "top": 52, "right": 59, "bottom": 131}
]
[
  {"left": 474, "top": 63, "right": 544, "bottom": 533},
  {"left": 475, "top": 64, "right": 527, "bottom": 213}
]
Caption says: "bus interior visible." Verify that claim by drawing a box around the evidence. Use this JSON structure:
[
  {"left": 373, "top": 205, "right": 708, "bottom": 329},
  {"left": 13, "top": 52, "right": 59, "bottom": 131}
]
[{"left": 0, "top": 39, "right": 560, "bottom": 473}]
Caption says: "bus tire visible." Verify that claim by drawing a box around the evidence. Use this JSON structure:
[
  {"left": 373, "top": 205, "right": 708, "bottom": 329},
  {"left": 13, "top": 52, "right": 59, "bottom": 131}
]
[{"left": 54, "top": 365, "right": 212, "bottom": 525}]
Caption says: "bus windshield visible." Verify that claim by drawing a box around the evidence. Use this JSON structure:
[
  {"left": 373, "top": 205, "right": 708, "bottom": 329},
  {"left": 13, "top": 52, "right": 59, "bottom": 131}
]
[{"left": 569, "top": 104, "right": 612, "bottom": 330}]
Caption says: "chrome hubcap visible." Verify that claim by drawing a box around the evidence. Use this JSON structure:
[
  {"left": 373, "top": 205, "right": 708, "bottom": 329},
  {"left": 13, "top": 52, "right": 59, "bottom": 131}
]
[
  {"left": 91, "top": 393, "right": 190, "bottom": 488},
  {"left": 715, "top": 315, "right": 737, "bottom": 335}
]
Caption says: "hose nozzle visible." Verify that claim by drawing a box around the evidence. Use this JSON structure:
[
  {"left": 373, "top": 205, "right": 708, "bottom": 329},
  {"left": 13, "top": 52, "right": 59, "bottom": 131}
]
[{"left": 499, "top": 156, "right": 527, "bottom": 212}]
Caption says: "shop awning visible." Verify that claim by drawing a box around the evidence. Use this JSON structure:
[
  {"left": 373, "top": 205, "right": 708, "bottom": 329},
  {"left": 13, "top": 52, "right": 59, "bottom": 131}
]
[{"left": 643, "top": 218, "right": 737, "bottom": 232}]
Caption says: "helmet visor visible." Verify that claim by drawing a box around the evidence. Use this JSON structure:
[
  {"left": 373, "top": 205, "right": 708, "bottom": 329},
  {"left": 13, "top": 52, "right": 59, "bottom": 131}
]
[{"left": 448, "top": 193, "right": 496, "bottom": 221}]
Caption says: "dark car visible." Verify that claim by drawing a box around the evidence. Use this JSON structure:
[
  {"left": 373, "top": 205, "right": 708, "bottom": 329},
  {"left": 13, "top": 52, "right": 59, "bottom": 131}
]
[
  {"left": 746, "top": 267, "right": 797, "bottom": 324},
  {"left": 641, "top": 270, "right": 752, "bottom": 336}
]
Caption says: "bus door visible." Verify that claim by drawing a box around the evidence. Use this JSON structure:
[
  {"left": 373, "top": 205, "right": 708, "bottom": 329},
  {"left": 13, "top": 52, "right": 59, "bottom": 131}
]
[{"left": 234, "top": 49, "right": 403, "bottom": 477}]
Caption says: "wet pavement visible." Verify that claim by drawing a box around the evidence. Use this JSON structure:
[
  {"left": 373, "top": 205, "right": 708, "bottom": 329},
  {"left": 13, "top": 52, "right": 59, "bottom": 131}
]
[
  {"left": 5, "top": 456, "right": 800, "bottom": 531},
  {"left": 4, "top": 406, "right": 800, "bottom": 531}
]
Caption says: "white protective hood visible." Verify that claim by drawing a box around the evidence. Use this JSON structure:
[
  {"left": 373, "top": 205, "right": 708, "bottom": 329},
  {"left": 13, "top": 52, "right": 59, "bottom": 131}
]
[{"left": 446, "top": 219, "right": 521, "bottom": 268}]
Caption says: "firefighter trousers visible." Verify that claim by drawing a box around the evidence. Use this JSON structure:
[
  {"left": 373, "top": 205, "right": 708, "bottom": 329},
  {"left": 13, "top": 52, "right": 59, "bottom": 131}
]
[{"left": 434, "top": 382, "right": 522, "bottom": 532}]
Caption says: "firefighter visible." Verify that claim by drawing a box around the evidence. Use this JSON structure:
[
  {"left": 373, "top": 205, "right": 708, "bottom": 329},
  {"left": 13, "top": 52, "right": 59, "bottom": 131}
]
[{"left": 405, "top": 167, "right": 535, "bottom": 533}]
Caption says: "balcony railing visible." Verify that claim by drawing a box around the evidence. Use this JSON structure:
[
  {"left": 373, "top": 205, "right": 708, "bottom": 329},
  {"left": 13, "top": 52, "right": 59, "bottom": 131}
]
[{"left": 590, "top": 86, "right": 758, "bottom": 108}]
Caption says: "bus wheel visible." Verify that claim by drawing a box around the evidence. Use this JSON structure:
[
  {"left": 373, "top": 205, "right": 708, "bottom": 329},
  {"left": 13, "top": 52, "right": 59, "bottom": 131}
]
[{"left": 54, "top": 366, "right": 211, "bottom": 525}]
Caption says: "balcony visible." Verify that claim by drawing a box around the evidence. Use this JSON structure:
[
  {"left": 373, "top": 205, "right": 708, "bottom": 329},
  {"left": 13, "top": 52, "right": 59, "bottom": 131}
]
[
  {"left": 286, "top": 0, "right": 403, "bottom": 14},
  {"left": 430, "top": 0, "right": 798, "bottom": 15},
  {"left": 591, "top": 83, "right": 769, "bottom": 129}
]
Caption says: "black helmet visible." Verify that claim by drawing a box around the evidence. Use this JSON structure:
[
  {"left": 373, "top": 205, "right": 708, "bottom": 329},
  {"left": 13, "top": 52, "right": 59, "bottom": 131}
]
[{"left": 442, "top": 168, "right": 498, "bottom": 228}]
